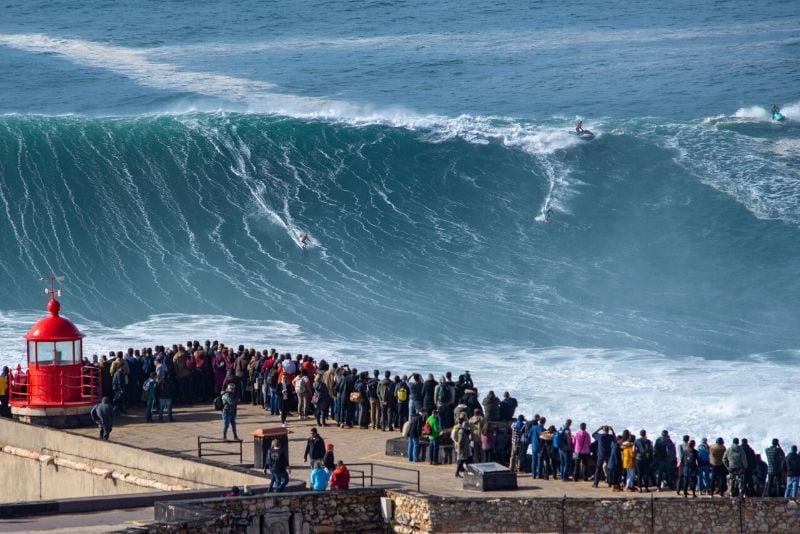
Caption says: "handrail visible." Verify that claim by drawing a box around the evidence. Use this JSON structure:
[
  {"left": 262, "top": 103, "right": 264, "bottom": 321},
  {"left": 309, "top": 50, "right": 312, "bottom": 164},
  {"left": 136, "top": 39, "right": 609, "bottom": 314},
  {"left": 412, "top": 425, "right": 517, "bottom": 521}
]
[
  {"left": 347, "top": 462, "right": 420, "bottom": 492},
  {"left": 9, "top": 364, "right": 100, "bottom": 406},
  {"left": 197, "top": 435, "right": 243, "bottom": 464}
]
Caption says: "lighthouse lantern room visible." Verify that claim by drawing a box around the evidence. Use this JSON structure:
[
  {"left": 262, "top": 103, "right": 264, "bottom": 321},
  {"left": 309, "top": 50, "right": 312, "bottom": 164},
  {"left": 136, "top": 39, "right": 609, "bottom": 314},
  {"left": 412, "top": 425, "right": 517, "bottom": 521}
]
[{"left": 10, "top": 275, "right": 100, "bottom": 427}]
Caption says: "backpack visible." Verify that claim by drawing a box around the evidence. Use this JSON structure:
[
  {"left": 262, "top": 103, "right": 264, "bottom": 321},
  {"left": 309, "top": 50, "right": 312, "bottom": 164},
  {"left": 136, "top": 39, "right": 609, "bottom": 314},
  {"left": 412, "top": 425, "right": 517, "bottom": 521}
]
[
  {"left": 636, "top": 439, "right": 653, "bottom": 460},
  {"left": 698, "top": 445, "right": 710, "bottom": 464},
  {"left": 367, "top": 379, "right": 378, "bottom": 400},
  {"left": 397, "top": 385, "right": 409, "bottom": 402},
  {"left": 296, "top": 377, "right": 308, "bottom": 394},
  {"left": 213, "top": 395, "right": 223, "bottom": 411},
  {"left": 554, "top": 428, "right": 565, "bottom": 449},
  {"left": 422, "top": 421, "right": 431, "bottom": 437},
  {"left": 267, "top": 369, "right": 278, "bottom": 387},
  {"left": 436, "top": 384, "right": 448, "bottom": 404},
  {"left": 520, "top": 423, "right": 531, "bottom": 445}
]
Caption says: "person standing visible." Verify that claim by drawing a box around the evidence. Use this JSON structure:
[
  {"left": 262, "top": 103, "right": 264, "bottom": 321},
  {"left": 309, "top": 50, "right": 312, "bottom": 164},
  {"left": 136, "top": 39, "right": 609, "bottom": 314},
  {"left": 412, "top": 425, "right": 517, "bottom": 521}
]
[
  {"left": 312, "top": 373, "right": 332, "bottom": 427},
  {"left": 499, "top": 391, "right": 518, "bottom": 421},
  {"left": 264, "top": 439, "right": 290, "bottom": 493},
  {"left": 90, "top": 397, "right": 114, "bottom": 440},
  {"left": 529, "top": 416, "right": 545, "bottom": 478},
  {"left": 764, "top": 438, "right": 786, "bottom": 497},
  {"left": 622, "top": 435, "right": 636, "bottom": 491},
  {"left": 323, "top": 443, "right": 335, "bottom": 471},
  {"left": 368, "top": 370, "right": 381, "bottom": 430},
  {"left": 221, "top": 383, "right": 239, "bottom": 441},
  {"left": 426, "top": 408, "right": 442, "bottom": 465},
  {"left": 680, "top": 440, "right": 700, "bottom": 497},
  {"left": 406, "top": 408, "right": 423, "bottom": 462},
  {"left": 709, "top": 437, "right": 727, "bottom": 497},
  {"left": 304, "top": 427, "right": 326, "bottom": 467},
  {"left": 572, "top": 422, "right": 591, "bottom": 482},
  {"left": 557, "top": 419, "right": 574, "bottom": 481},
  {"left": 723, "top": 437, "right": 748, "bottom": 496},
  {"left": 592, "top": 426, "right": 615, "bottom": 487},
  {"left": 634, "top": 429, "right": 653, "bottom": 493},
  {"left": 377, "top": 371, "right": 396, "bottom": 431},
  {"left": 157, "top": 370, "right": 176, "bottom": 422},
  {"left": 783, "top": 445, "right": 800, "bottom": 499},
  {"left": 0, "top": 366, "right": 9, "bottom": 417},
  {"left": 141, "top": 371, "right": 157, "bottom": 423},
  {"left": 454, "top": 422, "right": 472, "bottom": 478},
  {"left": 408, "top": 374, "right": 424, "bottom": 420},
  {"left": 509, "top": 415, "right": 526, "bottom": 473}
]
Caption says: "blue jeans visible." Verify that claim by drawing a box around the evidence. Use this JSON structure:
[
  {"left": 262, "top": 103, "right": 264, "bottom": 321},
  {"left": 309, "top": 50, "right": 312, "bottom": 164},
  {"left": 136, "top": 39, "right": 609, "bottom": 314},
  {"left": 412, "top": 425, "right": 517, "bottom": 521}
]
[
  {"left": 145, "top": 397, "right": 155, "bottom": 422},
  {"left": 785, "top": 476, "right": 798, "bottom": 499},
  {"left": 559, "top": 449, "right": 572, "bottom": 480},
  {"left": 531, "top": 447, "right": 540, "bottom": 477},
  {"left": 269, "top": 387, "right": 278, "bottom": 415},
  {"left": 698, "top": 465, "right": 711, "bottom": 491},
  {"left": 407, "top": 437, "right": 420, "bottom": 462},
  {"left": 409, "top": 399, "right": 422, "bottom": 419},
  {"left": 428, "top": 437, "right": 439, "bottom": 463},
  {"left": 222, "top": 412, "right": 237, "bottom": 439},
  {"left": 158, "top": 398, "right": 174, "bottom": 422},
  {"left": 269, "top": 471, "right": 288, "bottom": 492}
]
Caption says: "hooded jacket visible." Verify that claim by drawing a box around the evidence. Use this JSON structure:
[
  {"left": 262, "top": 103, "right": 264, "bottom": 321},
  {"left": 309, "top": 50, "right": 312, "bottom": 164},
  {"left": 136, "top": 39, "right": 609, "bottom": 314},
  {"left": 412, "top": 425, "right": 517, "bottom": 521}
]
[{"left": 91, "top": 397, "right": 114, "bottom": 428}]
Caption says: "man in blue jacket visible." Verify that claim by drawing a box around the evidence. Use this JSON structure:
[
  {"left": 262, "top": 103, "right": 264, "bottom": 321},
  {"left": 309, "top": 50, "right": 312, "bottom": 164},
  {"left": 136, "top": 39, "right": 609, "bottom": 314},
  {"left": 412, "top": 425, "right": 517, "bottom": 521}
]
[{"left": 529, "top": 416, "right": 545, "bottom": 478}]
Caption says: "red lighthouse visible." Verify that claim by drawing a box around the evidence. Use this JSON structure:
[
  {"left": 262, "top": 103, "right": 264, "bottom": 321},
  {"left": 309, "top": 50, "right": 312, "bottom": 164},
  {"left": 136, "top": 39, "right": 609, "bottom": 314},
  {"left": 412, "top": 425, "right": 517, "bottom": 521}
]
[{"left": 9, "top": 275, "right": 100, "bottom": 427}]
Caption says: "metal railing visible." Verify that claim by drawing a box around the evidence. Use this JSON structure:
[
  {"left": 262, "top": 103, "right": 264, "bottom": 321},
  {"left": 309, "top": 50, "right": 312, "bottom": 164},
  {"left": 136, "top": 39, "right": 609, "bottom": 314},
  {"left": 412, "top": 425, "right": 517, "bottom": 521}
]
[
  {"left": 9, "top": 364, "right": 100, "bottom": 406},
  {"left": 197, "top": 435, "right": 243, "bottom": 464},
  {"left": 347, "top": 462, "right": 421, "bottom": 492}
]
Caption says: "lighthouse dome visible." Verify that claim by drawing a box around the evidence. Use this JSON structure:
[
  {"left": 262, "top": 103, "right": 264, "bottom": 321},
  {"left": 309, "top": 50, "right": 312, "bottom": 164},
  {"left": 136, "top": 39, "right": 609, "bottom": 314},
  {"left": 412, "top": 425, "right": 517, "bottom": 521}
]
[{"left": 25, "top": 298, "right": 84, "bottom": 341}]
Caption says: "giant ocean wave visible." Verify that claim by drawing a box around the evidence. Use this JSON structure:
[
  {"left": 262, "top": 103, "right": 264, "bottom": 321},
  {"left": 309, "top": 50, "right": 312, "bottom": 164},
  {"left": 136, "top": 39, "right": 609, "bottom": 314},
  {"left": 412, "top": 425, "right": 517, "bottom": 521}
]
[{"left": 1, "top": 110, "right": 799, "bottom": 448}]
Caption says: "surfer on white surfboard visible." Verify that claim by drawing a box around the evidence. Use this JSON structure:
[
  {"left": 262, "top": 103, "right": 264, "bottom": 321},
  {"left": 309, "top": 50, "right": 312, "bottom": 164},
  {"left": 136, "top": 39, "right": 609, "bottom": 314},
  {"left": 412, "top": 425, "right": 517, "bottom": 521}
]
[{"left": 299, "top": 233, "right": 309, "bottom": 249}]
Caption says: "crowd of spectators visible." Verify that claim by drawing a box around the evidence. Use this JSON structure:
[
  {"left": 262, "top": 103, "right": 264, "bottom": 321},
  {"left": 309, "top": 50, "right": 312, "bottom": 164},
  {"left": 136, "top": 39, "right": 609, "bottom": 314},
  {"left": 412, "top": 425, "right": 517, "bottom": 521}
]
[{"left": 85, "top": 341, "right": 799, "bottom": 499}]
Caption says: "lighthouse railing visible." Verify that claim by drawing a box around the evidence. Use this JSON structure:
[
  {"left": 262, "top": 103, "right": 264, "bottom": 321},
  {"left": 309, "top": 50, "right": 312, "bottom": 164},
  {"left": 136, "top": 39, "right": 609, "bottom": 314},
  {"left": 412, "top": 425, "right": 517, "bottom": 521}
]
[
  {"left": 80, "top": 365, "right": 101, "bottom": 402},
  {"left": 9, "top": 364, "right": 101, "bottom": 407}
]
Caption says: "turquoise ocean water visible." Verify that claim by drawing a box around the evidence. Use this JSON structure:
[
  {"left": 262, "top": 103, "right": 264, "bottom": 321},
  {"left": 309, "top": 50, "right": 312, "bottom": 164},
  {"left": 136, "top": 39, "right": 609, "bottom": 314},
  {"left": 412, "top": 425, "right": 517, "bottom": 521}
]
[{"left": 1, "top": 1, "right": 799, "bottom": 447}]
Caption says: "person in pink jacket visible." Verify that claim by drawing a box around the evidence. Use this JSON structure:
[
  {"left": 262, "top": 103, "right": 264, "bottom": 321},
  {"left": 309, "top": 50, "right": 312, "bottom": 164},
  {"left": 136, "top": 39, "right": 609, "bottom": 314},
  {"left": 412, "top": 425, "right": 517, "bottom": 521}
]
[{"left": 572, "top": 422, "right": 591, "bottom": 481}]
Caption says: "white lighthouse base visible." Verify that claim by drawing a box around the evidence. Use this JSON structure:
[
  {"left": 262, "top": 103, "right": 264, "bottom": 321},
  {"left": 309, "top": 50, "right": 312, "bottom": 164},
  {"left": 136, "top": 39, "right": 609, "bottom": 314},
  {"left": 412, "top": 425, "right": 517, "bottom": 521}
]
[{"left": 11, "top": 405, "right": 96, "bottom": 429}]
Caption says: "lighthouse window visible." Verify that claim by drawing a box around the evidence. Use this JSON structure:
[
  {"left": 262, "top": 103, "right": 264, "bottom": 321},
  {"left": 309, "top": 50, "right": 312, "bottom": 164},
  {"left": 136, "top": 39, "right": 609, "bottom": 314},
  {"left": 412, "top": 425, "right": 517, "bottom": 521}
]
[
  {"left": 38, "top": 343, "right": 55, "bottom": 365},
  {"left": 27, "top": 341, "right": 36, "bottom": 362},
  {"left": 55, "top": 341, "right": 73, "bottom": 364}
]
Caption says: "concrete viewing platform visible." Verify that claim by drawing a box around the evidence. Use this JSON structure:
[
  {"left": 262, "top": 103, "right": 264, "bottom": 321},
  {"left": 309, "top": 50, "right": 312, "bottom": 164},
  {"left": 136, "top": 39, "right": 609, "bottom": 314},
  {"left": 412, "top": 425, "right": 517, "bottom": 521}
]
[{"left": 67, "top": 402, "right": 684, "bottom": 500}]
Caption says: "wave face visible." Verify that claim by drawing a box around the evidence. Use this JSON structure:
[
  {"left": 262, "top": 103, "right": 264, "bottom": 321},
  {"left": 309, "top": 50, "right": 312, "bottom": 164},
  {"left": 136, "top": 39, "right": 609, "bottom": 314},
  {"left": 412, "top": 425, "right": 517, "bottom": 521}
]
[{"left": 1, "top": 112, "right": 799, "bottom": 361}]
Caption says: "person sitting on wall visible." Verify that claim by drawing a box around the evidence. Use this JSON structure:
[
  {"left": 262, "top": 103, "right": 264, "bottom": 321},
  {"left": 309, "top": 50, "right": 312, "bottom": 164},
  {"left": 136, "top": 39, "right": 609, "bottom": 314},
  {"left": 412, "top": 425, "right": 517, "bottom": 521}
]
[
  {"left": 310, "top": 460, "right": 330, "bottom": 491},
  {"left": 329, "top": 460, "right": 350, "bottom": 490}
]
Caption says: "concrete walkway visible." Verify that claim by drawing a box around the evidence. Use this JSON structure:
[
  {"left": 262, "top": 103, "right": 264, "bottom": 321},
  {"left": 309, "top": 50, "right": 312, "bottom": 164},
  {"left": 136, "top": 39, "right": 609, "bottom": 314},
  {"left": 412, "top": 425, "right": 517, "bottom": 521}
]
[{"left": 68, "top": 402, "right": 686, "bottom": 500}]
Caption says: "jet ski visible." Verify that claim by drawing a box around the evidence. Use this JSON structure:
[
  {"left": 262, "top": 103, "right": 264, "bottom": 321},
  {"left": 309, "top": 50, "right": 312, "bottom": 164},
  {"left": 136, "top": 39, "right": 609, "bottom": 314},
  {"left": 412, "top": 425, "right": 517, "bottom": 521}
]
[
  {"left": 570, "top": 129, "right": 595, "bottom": 141},
  {"left": 773, "top": 111, "right": 785, "bottom": 122}
]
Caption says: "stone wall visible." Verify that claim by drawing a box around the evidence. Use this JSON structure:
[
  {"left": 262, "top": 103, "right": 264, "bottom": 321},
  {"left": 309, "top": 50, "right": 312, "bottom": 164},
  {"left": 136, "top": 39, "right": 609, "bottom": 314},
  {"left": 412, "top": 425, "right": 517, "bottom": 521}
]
[
  {"left": 387, "top": 491, "right": 800, "bottom": 533},
  {"left": 124, "top": 488, "right": 387, "bottom": 534}
]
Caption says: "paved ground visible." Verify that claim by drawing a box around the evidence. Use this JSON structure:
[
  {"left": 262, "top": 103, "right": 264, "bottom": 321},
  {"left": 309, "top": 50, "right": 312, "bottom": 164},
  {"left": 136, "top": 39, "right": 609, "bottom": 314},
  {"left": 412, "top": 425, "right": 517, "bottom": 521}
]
[{"left": 69, "top": 402, "right": 686, "bottom": 500}]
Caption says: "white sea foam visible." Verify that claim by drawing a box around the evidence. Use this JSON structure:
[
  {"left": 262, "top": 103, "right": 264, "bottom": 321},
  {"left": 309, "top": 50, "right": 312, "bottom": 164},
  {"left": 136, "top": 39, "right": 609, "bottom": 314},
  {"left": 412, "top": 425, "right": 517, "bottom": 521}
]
[
  {"left": 0, "top": 311, "right": 797, "bottom": 452},
  {"left": 0, "top": 33, "right": 581, "bottom": 156}
]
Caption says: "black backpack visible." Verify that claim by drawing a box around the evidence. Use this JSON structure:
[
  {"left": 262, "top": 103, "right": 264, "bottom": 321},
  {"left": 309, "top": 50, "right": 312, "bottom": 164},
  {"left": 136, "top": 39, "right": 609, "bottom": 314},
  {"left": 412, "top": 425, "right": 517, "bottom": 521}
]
[{"left": 367, "top": 379, "right": 379, "bottom": 400}]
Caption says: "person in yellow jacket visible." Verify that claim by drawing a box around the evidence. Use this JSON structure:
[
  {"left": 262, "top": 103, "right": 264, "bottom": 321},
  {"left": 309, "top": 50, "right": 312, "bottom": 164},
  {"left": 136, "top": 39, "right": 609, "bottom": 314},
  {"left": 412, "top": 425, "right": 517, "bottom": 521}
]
[
  {"left": 622, "top": 435, "right": 636, "bottom": 491},
  {"left": 0, "top": 366, "right": 9, "bottom": 417}
]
